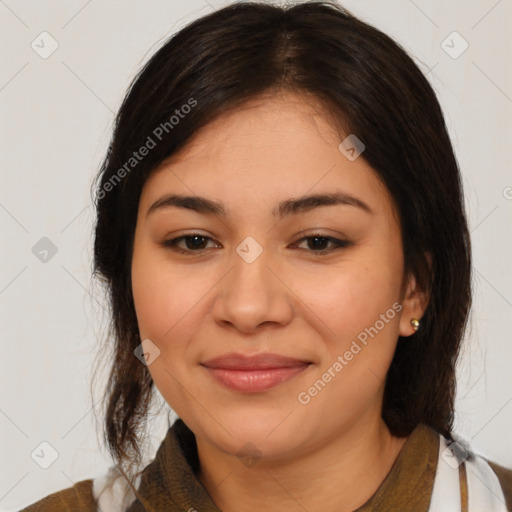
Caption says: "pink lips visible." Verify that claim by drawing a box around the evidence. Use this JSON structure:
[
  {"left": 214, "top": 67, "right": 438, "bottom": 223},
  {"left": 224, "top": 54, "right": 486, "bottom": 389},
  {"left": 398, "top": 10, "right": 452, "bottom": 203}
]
[{"left": 201, "top": 353, "right": 311, "bottom": 393}]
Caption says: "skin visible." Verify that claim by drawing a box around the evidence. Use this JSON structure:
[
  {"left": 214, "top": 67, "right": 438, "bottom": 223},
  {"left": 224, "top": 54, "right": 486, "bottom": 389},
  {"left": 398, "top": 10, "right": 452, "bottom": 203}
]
[{"left": 131, "top": 90, "right": 429, "bottom": 512}]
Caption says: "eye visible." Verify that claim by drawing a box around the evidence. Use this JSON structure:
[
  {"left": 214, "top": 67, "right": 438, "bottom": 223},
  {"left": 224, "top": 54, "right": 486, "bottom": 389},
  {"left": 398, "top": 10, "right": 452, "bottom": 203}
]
[
  {"left": 293, "top": 235, "right": 352, "bottom": 253},
  {"left": 161, "top": 233, "right": 351, "bottom": 255},
  {"left": 161, "top": 234, "right": 220, "bottom": 253}
]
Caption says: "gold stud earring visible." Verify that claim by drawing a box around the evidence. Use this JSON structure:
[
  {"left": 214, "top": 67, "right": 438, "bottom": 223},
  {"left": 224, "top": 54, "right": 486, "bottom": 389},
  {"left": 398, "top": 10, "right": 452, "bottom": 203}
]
[{"left": 410, "top": 318, "right": 420, "bottom": 332}]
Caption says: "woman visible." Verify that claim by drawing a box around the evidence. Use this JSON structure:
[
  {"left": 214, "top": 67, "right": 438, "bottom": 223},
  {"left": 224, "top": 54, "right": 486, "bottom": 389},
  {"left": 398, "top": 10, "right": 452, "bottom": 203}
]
[{"left": 20, "top": 1, "right": 512, "bottom": 511}]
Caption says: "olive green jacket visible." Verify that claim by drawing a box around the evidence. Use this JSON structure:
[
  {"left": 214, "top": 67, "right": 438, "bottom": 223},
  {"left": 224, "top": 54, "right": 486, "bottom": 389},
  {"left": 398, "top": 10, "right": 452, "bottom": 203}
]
[{"left": 19, "top": 420, "right": 512, "bottom": 511}]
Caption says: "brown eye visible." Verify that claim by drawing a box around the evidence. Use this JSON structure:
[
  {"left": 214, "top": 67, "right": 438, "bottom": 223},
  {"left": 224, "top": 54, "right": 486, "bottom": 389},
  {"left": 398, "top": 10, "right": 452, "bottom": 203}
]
[
  {"left": 162, "top": 234, "right": 220, "bottom": 253},
  {"left": 294, "top": 235, "right": 351, "bottom": 253}
]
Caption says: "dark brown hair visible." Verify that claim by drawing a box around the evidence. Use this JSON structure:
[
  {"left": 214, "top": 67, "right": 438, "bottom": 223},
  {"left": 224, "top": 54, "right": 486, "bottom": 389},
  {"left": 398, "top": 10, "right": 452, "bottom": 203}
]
[{"left": 92, "top": 0, "right": 471, "bottom": 475}]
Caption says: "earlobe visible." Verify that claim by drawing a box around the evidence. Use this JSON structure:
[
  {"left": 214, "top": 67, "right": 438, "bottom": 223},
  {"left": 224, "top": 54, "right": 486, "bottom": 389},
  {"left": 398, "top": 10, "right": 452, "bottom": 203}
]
[{"left": 398, "top": 271, "right": 429, "bottom": 337}]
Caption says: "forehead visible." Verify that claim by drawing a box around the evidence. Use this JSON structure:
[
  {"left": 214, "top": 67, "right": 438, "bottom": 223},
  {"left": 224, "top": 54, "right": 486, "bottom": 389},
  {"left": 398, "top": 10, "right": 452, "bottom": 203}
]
[
  {"left": 164, "top": 91, "right": 344, "bottom": 167},
  {"left": 139, "top": 92, "right": 394, "bottom": 220}
]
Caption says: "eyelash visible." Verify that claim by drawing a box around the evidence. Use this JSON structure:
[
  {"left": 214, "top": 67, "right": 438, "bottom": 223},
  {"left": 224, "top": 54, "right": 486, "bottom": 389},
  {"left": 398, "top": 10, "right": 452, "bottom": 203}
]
[{"left": 161, "top": 233, "right": 352, "bottom": 255}]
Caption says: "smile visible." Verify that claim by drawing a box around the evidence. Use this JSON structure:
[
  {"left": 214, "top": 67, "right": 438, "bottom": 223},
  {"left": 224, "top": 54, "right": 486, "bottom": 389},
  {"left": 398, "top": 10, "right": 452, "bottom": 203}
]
[
  {"left": 201, "top": 353, "right": 312, "bottom": 392},
  {"left": 203, "top": 365, "right": 310, "bottom": 392}
]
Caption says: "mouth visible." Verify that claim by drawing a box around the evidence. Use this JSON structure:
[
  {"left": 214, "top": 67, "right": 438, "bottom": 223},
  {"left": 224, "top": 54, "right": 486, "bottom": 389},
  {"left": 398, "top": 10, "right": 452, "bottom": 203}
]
[{"left": 201, "top": 353, "right": 312, "bottom": 393}]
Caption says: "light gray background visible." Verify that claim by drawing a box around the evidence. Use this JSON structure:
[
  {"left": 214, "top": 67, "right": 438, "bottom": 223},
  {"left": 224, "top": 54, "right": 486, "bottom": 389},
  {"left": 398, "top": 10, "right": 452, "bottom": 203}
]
[{"left": 1, "top": 0, "right": 511, "bottom": 510}]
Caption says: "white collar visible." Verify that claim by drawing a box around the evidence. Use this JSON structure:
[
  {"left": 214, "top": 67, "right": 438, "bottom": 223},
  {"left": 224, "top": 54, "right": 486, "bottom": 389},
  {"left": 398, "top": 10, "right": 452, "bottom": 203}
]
[{"left": 429, "top": 433, "right": 507, "bottom": 511}]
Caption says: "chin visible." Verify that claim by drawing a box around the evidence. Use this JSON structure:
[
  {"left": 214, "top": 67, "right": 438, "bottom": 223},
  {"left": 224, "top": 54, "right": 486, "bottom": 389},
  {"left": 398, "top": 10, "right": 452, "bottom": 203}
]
[{"left": 192, "top": 408, "right": 311, "bottom": 462}]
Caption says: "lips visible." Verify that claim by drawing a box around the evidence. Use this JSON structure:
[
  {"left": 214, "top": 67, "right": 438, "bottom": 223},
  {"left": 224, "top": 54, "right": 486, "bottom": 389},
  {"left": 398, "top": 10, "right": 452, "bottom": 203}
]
[
  {"left": 202, "top": 352, "right": 311, "bottom": 370},
  {"left": 201, "top": 353, "right": 312, "bottom": 392}
]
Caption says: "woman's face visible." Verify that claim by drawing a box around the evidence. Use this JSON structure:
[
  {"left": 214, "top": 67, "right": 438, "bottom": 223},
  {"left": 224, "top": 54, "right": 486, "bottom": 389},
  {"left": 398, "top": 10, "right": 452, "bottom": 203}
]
[{"left": 131, "top": 92, "right": 424, "bottom": 462}]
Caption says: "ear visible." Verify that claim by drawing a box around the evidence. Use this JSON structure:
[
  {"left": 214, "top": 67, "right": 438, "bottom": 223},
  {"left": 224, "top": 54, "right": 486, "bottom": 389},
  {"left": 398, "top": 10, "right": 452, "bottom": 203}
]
[{"left": 398, "top": 264, "right": 430, "bottom": 337}]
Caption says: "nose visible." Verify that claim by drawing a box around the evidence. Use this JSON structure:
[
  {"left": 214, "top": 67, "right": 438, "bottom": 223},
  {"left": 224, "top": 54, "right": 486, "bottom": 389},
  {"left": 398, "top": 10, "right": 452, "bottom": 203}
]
[{"left": 210, "top": 243, "right": 294, "bottom": 334}]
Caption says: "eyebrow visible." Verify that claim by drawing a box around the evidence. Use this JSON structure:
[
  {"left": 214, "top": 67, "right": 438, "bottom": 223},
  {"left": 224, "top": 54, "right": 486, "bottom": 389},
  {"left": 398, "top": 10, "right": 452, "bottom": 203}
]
[{"left": 146, "top": 191, "right": 373, "bottom": 219}]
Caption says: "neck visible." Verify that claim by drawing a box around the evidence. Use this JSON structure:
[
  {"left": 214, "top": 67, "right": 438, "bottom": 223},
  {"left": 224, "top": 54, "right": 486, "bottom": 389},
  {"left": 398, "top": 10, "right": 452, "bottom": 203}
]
[{"left": 196, "top": 418, "right": 408, "bottom": 512}]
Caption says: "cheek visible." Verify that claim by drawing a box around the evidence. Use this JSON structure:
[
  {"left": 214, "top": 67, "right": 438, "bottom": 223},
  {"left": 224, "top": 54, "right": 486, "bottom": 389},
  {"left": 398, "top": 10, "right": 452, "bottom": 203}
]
[
  {"left": 292, "top": 257, "right": 402, "bottom": 338},
  {"left": 131, "top": 243, "right": 208, "bottom": 410},
  {"left": 294, "top": 265, "right": 402, "bottom": 417},
  {"left": 131, "top": 242, "right": 208, "bottom": 345}
]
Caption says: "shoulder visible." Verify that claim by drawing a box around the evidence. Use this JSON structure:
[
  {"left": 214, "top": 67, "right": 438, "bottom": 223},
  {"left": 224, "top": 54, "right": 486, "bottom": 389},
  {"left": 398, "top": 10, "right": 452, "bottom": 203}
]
[
  {"left": 488, "top": 460, "right": 512, "bottom": 511},
  {"left": 451, "top": 431, "right": 512, "bottom": 510},
  {"left": 18, "top": 464, "right": 139, "bottom": 512},
  {"left": 18, "top": 478, "right": 96, "bottom": 512},
  {"left": 428, "top": 427, "right": 512, "bottom": 511}
]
